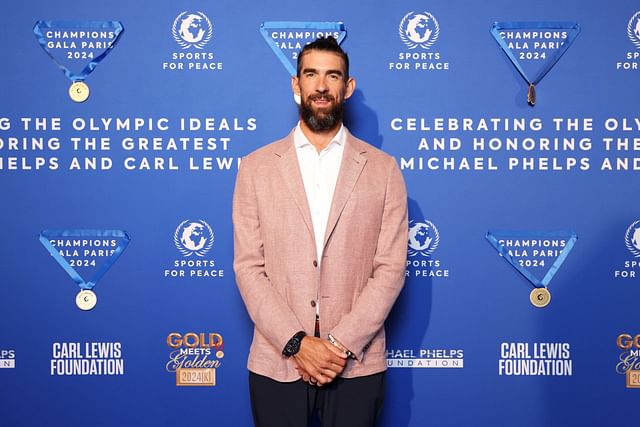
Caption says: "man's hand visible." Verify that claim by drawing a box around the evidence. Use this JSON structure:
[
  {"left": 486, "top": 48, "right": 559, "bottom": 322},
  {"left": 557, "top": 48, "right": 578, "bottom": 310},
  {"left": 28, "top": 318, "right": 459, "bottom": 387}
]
[
  {"left": 295, "top": 365, "right": 312, "bottom": 383},
  {"left": 293, "top": 336, "right": 347, "bottom": 386}
]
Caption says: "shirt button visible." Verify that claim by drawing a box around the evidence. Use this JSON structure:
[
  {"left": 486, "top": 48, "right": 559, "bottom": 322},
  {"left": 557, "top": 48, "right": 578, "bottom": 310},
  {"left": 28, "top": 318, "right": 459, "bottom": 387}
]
[
  {"left": 310, "top": 300, "right": 316, "bottom": 308},
  {"left": 313, "top": 260, "right": 318, "bottom": 267}
]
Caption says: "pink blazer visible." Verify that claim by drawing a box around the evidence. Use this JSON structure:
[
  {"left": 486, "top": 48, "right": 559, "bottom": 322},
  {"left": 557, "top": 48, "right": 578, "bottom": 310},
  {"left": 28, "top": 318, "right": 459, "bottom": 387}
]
[{"left": 233, "top": 128, "right": 408, "bottom": 382}]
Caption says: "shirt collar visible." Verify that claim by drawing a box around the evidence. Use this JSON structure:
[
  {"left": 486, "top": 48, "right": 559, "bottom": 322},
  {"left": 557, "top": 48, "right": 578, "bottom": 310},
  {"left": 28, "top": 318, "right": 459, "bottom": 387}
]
[{"left": 293, "top": 122, "right": 345, "bottom": 150}]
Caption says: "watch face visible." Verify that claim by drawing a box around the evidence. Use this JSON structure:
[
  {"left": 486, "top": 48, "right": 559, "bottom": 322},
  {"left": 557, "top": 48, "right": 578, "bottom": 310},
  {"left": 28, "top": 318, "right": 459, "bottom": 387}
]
[
  {"left": 289, "top": 337, "right": 300, "bottom": 354},
  {"left": 284, "top": 332, "right": 305, "bottom": 356}
]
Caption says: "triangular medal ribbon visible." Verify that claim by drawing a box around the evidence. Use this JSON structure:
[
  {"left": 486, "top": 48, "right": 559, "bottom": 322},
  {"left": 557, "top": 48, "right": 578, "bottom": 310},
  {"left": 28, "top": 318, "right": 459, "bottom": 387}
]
[
  {"left": 39, "top": 229, "right": 130, "bottom": 290},
  {"left": 260, "top": 21, "right": 346, "bottom": 76},
  {"left": 490, "top": 22, "right": 580, "bottom": 105},
  {"left": 486, "top": 230, "right": 577, "bottom": 289},
  {"left": 33, "top": 21, "right": 125, "bottom": 83}
]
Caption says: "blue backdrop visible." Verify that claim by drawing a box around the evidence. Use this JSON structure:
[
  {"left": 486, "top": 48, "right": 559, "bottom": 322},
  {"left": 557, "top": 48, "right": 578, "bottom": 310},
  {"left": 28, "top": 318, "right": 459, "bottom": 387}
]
[{"left": 1, "top": 1, "right": 639, "bottom": 426}]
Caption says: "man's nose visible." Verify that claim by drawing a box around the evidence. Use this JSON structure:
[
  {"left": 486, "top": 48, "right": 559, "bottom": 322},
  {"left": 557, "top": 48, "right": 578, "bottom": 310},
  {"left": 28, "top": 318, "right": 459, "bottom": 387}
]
[{"left": 316, "top": 77, "right": 329, "bottom": 93}]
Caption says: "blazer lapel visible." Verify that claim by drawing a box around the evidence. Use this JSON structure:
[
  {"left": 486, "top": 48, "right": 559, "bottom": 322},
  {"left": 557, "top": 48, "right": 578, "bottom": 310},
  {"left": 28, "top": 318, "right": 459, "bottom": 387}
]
[
  {"left": 323, "top": 131, "right": 368, "bottom": 250},
  {"left": 274, "top": 132, "right": 316, "bottom": 243}
]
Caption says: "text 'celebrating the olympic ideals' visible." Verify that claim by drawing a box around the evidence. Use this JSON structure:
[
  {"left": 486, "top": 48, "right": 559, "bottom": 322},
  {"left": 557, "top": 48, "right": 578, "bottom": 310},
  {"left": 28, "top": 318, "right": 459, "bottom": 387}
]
[{"left": 0, "top": 117, "right": 257, "bottom": 172}]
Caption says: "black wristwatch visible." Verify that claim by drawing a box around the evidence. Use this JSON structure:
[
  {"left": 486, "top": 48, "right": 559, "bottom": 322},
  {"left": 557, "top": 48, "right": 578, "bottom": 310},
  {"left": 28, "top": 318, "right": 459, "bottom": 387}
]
[{"left": 282, "top": 331, "right": 307, "bottom": 357}]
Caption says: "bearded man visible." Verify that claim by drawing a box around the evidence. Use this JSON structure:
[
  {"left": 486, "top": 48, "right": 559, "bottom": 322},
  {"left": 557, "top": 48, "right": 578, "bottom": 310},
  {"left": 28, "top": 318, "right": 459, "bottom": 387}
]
[{"left": 233, "top": 36, "right": 408, "bottom": 427}]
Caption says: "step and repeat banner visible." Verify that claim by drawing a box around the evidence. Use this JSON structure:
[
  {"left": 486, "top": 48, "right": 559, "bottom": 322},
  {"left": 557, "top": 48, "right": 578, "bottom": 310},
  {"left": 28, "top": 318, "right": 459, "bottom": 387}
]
[{"left": 1, "top": 0, "right": 639, "bottom": 426}]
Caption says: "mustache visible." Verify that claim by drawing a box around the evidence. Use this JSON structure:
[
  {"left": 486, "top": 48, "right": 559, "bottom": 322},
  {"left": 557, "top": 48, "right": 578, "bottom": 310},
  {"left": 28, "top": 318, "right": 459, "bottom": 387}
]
[{"left": 307, "top": 93, "right": 336, "bottom": 103}]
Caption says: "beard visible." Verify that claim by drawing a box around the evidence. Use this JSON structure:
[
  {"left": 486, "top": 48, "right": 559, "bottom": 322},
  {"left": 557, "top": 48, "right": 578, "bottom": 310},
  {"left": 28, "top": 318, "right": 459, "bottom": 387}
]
[{"left": 299, "top": 93, "right": 344, "bottom": 132}]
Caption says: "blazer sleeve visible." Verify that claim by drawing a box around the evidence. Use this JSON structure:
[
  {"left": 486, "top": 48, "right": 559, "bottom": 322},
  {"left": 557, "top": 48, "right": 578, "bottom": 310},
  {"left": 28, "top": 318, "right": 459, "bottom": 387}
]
[
  {"left": 330, "top": 157, "right": 408, "bottom": 360},
  {"left": 232, "top": 154, "right": 306, "bottom": 352}
]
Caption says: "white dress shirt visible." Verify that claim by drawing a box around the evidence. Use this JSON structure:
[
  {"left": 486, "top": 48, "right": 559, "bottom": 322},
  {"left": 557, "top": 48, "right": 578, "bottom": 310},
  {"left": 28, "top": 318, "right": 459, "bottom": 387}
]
[{"left": 294, "top": 122, "right": 345, "bottom": 266}]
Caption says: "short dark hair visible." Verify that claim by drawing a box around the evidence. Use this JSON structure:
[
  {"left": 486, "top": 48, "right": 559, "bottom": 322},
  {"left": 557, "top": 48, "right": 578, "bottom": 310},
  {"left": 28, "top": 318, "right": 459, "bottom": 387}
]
[{"left": 296, "top": 36, "right": 349, "bottom": 80}]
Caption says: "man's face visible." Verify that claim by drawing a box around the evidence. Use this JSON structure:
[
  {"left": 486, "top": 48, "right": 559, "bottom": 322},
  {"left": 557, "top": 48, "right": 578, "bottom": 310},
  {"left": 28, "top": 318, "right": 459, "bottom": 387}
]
[{"left": 292, "top": 50, "right": 355, "bottom": 132}]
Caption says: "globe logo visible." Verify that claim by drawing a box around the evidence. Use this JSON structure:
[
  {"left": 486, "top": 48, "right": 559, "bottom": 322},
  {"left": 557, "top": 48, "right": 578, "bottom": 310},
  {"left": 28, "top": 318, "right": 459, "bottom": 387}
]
[
  {"left": 628, "top": 12, "right": 640, "bottom": 49},
  {"left": 174, "top": 220, "right": 214, "bottom": 257},
  {"left": 625, "top": 220, "right": 640, "bottom": 257},
  {"left": 399, "top": 11, "right": 440, "bottom": 49},
  {"left": 172, "top": 11, "right": 213, "bottom": 49},
  {"left": 408, "top": 220, "right": 440, "bottom": 257}
]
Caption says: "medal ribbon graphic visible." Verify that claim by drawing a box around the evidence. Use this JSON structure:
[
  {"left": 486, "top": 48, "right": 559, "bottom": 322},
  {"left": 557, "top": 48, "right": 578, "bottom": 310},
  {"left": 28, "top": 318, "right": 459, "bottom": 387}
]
[
  {"left": 39, "top": 229, "right": 130, "bottom": 295},
  {"left": 490, "top": 21, "right": 580, "bottom": 105},
  {"left": 33, "top": 21, "right": 125, "bottom": 96},
  {"left": 486, "top": 230, "right": 577, "bottom": 304},
  {"left": 260, "top": 21, "right": 346, "bottom": 76}
]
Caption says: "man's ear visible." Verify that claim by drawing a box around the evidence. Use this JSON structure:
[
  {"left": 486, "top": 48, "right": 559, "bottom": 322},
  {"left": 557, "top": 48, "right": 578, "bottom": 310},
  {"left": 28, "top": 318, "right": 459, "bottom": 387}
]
[
  {"left": 344, "top": 77, "right": 356, "bottom": 100},
  {"left": 291, "top": 76, "right": 301, "bottom": 96}
]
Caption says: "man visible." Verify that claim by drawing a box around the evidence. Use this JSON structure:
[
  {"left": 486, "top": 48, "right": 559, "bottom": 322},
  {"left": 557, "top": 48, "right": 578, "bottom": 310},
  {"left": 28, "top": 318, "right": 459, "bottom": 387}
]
[{"left": 233, "top": 36, "right": 408, "bottom": 427}]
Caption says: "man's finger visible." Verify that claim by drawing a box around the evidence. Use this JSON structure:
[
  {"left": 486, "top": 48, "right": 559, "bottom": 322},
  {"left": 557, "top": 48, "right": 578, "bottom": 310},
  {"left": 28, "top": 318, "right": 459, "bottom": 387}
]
[
  {"left": 321, "top": 368, "right": 338, "bottom": 379},
  {"left": 314, "top": 374, "right": 330, "bottom": 386},
  {"left": 325, "top": 342, "right": 349, "bottom": 359},
  {"left": 318, "top": 353, "right": 347, "bottom": 370}
]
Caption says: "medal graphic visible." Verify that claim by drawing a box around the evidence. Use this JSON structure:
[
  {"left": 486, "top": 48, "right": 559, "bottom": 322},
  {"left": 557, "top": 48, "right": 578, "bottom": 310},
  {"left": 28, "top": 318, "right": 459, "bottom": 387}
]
[
  {"left": 33, "top": 21, "right": 124, "bottom": 102},
  {"left": 75, "top": 289, "right": 98, "bottom": 310},
  {"left": 529, "top": 287, "right": 551, "bottom": 308},
  {"left": 68, "top": 81, "right": 90, "bottom": 102},
  {"left": 39, "top": 230, "right": 130, "bottom": 310},
  {"left": 486, "top": 230, "right": 577, "bottom": 308},
  {"left": 490, "top": 22, "right": 580, "bottom": 106}
]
